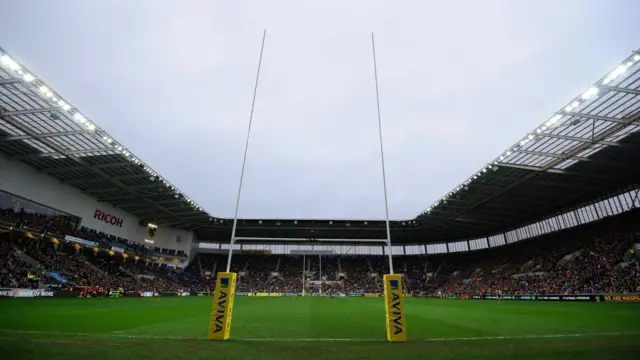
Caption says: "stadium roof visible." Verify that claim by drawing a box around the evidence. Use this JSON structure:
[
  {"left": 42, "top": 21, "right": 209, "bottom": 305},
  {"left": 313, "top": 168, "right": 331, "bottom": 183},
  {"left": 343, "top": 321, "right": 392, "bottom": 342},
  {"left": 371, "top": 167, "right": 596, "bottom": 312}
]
[
  {"left": 0, "top": 47, "right": 212, "bottom": 229},
  {"left": 1, "top": 46, "right": 640, "bottom": 243}
]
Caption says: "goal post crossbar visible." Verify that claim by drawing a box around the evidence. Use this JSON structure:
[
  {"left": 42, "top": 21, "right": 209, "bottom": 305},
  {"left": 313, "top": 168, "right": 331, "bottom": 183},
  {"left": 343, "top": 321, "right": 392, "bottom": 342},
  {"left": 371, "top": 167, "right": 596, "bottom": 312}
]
[
  {"left": 227, "top": 237, "right": 393, "bottom": 270},
  {"left": 232, "top": 237, "right": 391, "bottom": 243}
]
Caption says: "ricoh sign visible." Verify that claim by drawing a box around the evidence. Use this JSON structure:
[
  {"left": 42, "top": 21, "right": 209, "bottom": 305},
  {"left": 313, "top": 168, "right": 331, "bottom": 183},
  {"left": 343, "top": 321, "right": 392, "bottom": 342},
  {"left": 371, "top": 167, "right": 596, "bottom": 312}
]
[{"left": 94, "top": 210, "right": 124, "bottom": 228}]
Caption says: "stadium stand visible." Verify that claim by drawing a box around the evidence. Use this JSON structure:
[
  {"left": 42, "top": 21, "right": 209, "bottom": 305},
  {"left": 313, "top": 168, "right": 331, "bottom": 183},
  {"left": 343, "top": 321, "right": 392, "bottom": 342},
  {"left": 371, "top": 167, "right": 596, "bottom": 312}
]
[
  {"left": 432, "top": 211, "right": 640, "bottom": 296},
  {"left": 2, "top": 194, "right": 639, "bottom": 297},
  {"left": 180, "top": 210, "right": 639, "bottom": 297}
]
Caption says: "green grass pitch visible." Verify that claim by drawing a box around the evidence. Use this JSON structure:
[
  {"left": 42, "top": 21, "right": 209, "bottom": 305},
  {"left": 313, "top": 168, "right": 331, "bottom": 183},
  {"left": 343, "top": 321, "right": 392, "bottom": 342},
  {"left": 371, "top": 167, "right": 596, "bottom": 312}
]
[{"left": 0, "top": 297, "right": 638, "bottom": 359}]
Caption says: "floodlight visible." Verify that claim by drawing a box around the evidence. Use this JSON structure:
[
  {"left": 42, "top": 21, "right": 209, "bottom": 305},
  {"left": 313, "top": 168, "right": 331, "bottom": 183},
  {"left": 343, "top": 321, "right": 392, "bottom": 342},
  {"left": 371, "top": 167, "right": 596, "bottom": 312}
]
[
  {"left": 613, "top": 65, "right": 627, "bottom": 77},
  {"left": 1, "top": 55, "right": 19, "bottom": 71},
  {"left": 581, "top": 87, "right": 598, "bottom": 100}
]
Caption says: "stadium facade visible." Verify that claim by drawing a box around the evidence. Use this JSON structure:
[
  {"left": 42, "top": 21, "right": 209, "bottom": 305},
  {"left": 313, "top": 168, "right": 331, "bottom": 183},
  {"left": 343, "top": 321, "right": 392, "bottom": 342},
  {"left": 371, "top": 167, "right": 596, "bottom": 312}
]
[{"left": 0, "top": 153, "right": 194, "bottom": 258}]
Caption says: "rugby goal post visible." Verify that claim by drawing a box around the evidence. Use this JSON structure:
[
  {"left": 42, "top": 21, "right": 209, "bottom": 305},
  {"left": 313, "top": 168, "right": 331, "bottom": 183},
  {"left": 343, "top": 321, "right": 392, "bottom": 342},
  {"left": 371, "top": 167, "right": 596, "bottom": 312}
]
[{"left": 208, "top": 31, "right": 406, "bottom": 342}]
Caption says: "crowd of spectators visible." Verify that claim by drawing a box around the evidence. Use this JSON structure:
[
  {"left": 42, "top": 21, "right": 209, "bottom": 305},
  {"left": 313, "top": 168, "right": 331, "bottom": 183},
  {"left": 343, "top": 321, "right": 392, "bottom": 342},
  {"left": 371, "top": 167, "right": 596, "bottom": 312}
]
[
  {"left": 1, "top": 207, "right": 76, "bottom": 235},
  {"left": 188, "top": 214, "right": 639, "bottom": 296},
  {"left": 341, "top": 257, "right": 380, "bottom": 293},
  {"left": 1, "top": 207, "right": 186, "bottom": 294},
  {"left": 0, "top": 238, "right": 31, "bottom": 288},
  {"left": 433, "top": 214, "right": 640, "bottom": 296},
  {"left": 2, "top": 204, "right": 639, "bottom": 297},
  {"left": 1, "top": 207, "right": 149, "bottom": 256}
]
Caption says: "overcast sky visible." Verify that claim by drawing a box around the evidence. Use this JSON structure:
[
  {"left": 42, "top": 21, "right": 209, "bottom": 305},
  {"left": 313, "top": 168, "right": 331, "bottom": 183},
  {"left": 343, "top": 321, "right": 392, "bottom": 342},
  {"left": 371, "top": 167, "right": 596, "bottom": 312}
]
[{"left": 1, "top": 0, "right": 638, "bottom": 220}]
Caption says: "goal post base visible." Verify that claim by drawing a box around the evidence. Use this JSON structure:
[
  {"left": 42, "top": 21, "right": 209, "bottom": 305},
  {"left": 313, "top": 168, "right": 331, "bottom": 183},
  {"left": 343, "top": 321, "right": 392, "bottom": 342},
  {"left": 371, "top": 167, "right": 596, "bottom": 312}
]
[
  {"left": 383, "top": 274, "right": 407, "bottom": 342},
  {"left": 208, "top": 272, "right": 237, "bottom": 340}
]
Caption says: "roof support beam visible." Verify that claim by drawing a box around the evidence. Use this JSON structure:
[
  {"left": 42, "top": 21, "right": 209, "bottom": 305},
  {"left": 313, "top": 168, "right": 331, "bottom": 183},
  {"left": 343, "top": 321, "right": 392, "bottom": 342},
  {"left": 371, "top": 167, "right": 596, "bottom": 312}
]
[
  {"left": 599, "top": 85, "right": 640, "bottom": 96},
  {"left": 496, "top": 163, "right": 546, "bottom": 172},
  {"left": 0, "top": 79, "right": 22, "bottom": 86},
  {"left": 2, "top": 107, "right": 59, "bottom": 116},
  {"left": 0, "top": 130, "right": 94, "bottom": 142},
  {"left": 496, "top": 163, "right": 629, "bottom": 180},
  {"left": 532, "top": 132, "right": 620, "bottom": 146},
  {"left": 512, "top": 149, "right": 631, "bottom": 167},
  {"left": 557, "top": 111, "right": 637, "bottom": 124},
  {"left": 16, "top": 147, "right": 116, "bottom": 159},
  {"left": 514, "top": 149, "right": 588, "bottom": 161},
  {"left": 39, "top": 162, "right": 131, "bottom": 173}
]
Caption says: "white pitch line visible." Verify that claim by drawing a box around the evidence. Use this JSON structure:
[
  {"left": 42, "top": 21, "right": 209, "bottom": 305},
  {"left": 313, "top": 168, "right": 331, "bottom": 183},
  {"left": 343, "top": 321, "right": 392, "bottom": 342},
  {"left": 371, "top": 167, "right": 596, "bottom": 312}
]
[
  {"left": 239, "top": 338, "right": 383, "bottom": 342},
  {"left": 0, "top": 329, "right": 195, "bottom": 340},
  {"left": 418, "top": 332, "right": 640, "bottom": 342},
  {"left": 238, "top": 332, "right": 640, "bottom": 342},
  {"left": 0, "top": 329, "right": 638, "bottom": 342}
]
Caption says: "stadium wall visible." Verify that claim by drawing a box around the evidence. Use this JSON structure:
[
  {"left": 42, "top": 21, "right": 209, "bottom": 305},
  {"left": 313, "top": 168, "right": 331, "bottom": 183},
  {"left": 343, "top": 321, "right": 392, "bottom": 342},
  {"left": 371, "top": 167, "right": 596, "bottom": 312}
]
[
  {"left": 0, "top": 153, "right": 193, "bottom": 255},
  {"left": 0, "top": 153, "right": 145, "bottom": 239},
  {"left": 149, "top": 226, "right": 194, "bottom": 257}
]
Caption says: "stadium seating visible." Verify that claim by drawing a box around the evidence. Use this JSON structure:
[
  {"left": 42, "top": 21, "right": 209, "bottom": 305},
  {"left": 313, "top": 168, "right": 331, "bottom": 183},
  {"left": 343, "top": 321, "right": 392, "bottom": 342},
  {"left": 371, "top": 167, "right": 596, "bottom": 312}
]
[
  {"left": 1, "top": 207, "right": 638, "bottom": 296},
  {"left": 1, "top": 208, "right": 187, "bottom": 294}
]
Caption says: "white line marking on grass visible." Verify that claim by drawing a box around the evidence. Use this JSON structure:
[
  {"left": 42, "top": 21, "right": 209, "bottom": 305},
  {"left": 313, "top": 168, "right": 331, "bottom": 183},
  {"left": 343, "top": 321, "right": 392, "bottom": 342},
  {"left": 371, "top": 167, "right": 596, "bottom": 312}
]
[
  {"left": 238, "top": 332, "right": 640, "bottom": 342},
  {"left": 0, "top": 329, "right": 197, "bottom": 340},
  {"left": 1, "top": 329, "right": 638, "bottom": 342},
  {"left": 418, "top": 332, "right": 640, "bottom": 342},
  {"left": 238, "top": 338, "right": 383, "bottom": 342}
]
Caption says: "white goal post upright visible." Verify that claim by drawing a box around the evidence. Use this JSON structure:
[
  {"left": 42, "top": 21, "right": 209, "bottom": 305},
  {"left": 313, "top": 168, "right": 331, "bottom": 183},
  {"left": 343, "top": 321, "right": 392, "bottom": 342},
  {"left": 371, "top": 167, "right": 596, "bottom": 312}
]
[
  {"left": 372, "top": 32, "right": 406, "bottom": 342},
  {"left": 226, "top": 30, "right": 268, "bottom": 274},
  {"left": 209, "top": 30, "right": 267, "bottom": 341},
  {"left": 371, "top": 33, "right": 394, "bottom": 276}
]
